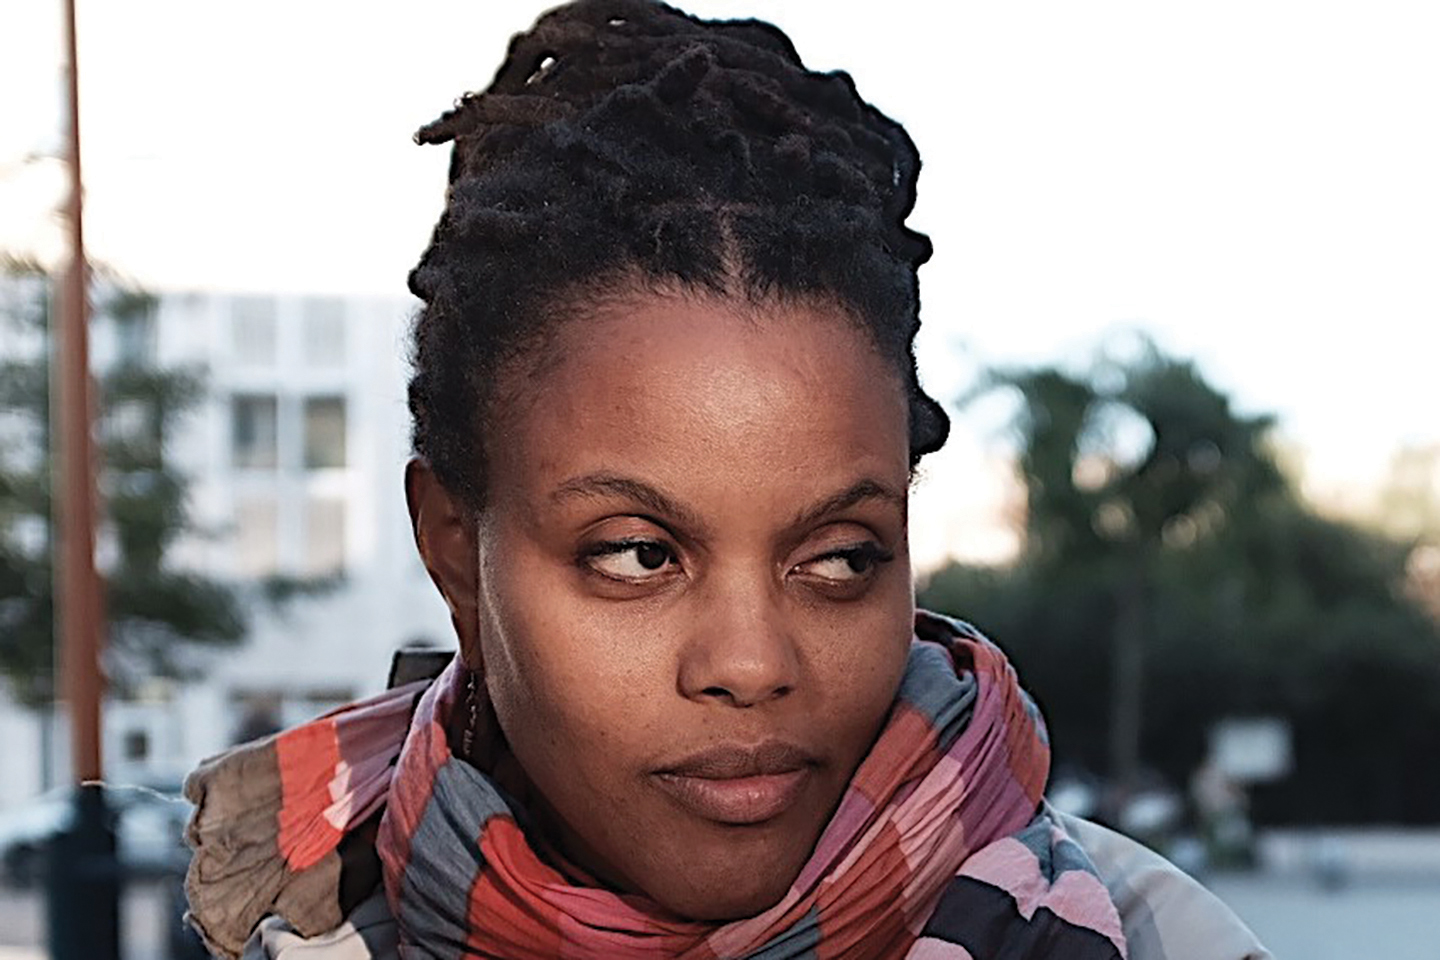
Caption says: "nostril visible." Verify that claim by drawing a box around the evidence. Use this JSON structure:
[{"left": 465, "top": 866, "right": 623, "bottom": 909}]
[{"left": 699, "top": 684, "right": 792, "bottom": 705}]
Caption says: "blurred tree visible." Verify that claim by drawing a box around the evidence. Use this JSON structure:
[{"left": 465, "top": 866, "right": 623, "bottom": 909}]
[
  {"left": 1375, "top": 444, "right": 1440, "bottom": 541},
  {"left": 0, "top": 257, "right": 245, "bottom": 709},
  {"left": 1372, "top": 444, "right": 1440, "bottom": 623},
  {"left": 923, "top": 342, "right": 1440, "bottom": 824}
]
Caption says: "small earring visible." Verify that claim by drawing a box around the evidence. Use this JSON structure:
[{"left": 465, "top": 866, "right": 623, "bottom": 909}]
[{"left": 461, "top": 669, "right": 479, "bottom": 761}]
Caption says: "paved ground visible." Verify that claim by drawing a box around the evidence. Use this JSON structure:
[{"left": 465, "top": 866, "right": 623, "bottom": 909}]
[
  {"left": 0, "top": 887, "right": 43, "bottom": 956},
  {"left": 0, "top": 881, "right": 174, "bottom": 960},
  {"left": 1209, "top": 872, "right": 1440, "bottom": 960}
]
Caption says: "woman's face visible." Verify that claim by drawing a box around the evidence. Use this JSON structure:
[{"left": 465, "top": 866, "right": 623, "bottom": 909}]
[{"left": 429, "top": 290, "right": 914, "bottom": 920}]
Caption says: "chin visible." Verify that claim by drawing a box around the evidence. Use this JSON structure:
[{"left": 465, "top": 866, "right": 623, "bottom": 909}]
[
  {"left": 641, "top": 830, "right": 809, "bottom": 921},
  {"left": 660, "top": 872, "right": 796, "bottom": 922}
]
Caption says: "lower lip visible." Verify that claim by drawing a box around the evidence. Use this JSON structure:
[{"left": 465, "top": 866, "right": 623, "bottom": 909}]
[{"left": 653, "top": 769, "right": 811, "bottom": 825}]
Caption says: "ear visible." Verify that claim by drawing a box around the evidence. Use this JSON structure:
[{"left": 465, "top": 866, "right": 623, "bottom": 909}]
[{"left": 405, "top": 458, "right": 481, "bottom": 669}]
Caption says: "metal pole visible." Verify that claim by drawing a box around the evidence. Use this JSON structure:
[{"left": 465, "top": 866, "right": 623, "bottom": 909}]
[
  {"left": 56, "top": 0, "right": 104, "bottom": 786},
  {"left": 47, "top": 0, "right": 121, "bottom": 955}
]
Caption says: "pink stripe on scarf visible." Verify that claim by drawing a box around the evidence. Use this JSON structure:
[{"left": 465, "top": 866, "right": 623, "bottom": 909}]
[
  {"left": 376, "top": 665, "right": 460, "bottom": 903},
  {"left": 958, "top": 837, "right": 1126, "bottom": 954},
  {"left": 906, "top": 938, "right": 975, "bottom": 959},
  {"left": 276, "top": 679, "right": 431, "bottom": 870}
]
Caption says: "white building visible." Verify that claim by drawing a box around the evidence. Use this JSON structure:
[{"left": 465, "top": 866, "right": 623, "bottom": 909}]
[{"left": 0, "top": 287, "right": 456, "bottom": 803}]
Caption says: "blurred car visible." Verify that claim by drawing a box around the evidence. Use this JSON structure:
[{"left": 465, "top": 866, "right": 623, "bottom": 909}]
[
  {"left": 1047, "top": 765, "right": 1102, "bottom": 820},
  {"left": 1047, "top": 765, "right": 1188, "bottom": 845},
  {"left": 0, "top": 783, "right": 191, "bottom": 887},
  {"left": 1117, "top": 783, "right": 1185, "bottom": 840}
]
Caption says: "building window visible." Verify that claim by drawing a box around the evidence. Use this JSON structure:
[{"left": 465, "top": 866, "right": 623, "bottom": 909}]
[
  {"left": 303, "top": 396, "right": 346, "bottom": 469},
  {"left": 230, "top": 692, "right": 283, "bottom": 745},
  {"left": 304, "top": 496, "right": 346, "bottom": 576},
  {"left": 122, "top": 729, "right": 150, "bottom": 762},
  {"left": 235, "top": 495, "right": 279, "bottom": 577},
  {"left": 232, "top": 296, "right": 277, "bottom": 365},
  {"left": 302, "top": 298, "right": 346, "bottom": 367},
  {"left": 104, "top": 398, "right": 158, "bottom": 459},
  {"left": 113, "top": 307, "right": 156, "bottom": 367},
  {"left": 232, "top": 394, "right": 278, "bottom": 469}
]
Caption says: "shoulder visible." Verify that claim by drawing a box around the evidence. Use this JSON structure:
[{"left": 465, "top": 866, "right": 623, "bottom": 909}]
[
  {"left": 1053, "top": 808, "right": 1273, "bottom": 960},
  {"left": 242, "top": 891, "right": 398, "bottom": 960}
]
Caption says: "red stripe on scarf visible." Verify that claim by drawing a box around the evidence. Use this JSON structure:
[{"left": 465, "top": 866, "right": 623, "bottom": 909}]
[
  {"left": 814, "top": 820, "right": 911, "bottom": 959},
  {"left": 849, "top": 703, "right": 939, "bottom": 809},
  {"left": 982, "top": 645, "right": 1048, "bottom": 807},
  {"left": 275, "top": 720, "right": 343, "bottom": 870},
  {"left": 463, "top": 817, "right": 567, "bottom": 958}
]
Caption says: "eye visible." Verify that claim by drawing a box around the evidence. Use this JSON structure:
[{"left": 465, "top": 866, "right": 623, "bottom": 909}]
[
  {"left": 794, "top": 542, "right": 894, "bottom": 583},
  {"left": 583, "top": 538, "right": 680, "bottom": 582}
]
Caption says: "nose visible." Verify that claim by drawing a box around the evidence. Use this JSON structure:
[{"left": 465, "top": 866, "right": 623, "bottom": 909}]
[{"left": 677, "top": 577, "right": 799, "bottom": 708}]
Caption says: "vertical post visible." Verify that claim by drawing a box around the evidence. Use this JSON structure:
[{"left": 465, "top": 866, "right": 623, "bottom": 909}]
[
  {"left": 57, "top": 0, "right": 102, "bottom": 794},
  {"left": 47, "top": 0, "right": 121, "bottom": 956}
]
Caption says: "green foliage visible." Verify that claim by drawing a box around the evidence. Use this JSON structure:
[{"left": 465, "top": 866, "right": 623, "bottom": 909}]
[
  {"left": 922, "top": 342, "right": 1440, "bottom": 824},
  {"left": 0, "top": 263, "right": 246, "bottom": 707}
]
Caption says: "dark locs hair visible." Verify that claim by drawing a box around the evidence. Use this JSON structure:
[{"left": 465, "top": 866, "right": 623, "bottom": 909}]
[{"left": 407, "top": 0, "right": 950, "bottom": 509}]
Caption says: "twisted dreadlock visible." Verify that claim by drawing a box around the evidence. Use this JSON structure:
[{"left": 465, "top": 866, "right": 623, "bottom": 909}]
[{"left": 408, "top": 0, "right": 949, "bottom": 509}]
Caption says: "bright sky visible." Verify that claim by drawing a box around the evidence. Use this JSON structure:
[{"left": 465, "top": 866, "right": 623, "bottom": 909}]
[{"left": 3, "top": 1, "right": 1438, "bottom": 567}]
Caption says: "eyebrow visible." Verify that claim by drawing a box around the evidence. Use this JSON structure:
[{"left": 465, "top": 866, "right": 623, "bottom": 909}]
[
  {"left": 549, "top": 473, "right": 906, "bottom": 534},
  {"left": 789, "top": 478, "right": 908, "bottom": 530},
  {"left": 550, "top": 473, "right": 708, "bottom": 533}
]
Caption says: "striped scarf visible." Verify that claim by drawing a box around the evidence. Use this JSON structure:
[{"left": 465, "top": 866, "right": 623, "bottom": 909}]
[{"left": 185, "top": 613, "right": 1126, "bottom": 959}]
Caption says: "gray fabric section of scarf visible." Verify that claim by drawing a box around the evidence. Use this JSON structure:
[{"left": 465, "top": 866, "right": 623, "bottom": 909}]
[
  {"left": 392, "top": 759, "right": 511, "bottom": 958},
  {"left": 747, "top": 905, "right": 821, "bottom": 960}
]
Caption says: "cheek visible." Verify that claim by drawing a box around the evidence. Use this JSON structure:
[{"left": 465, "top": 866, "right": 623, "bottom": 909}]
[
  {"left": 477, "top": 552, "right": 666, "bottom": 778},
  {"left": 803, "top": 577, "right": 914, "bottom": 760},
  {"left": 815, "top": 596, "right": 913, "bottom": 725},
  {"left": 803, "top": 551, "right": 914, "bottom": 664}
]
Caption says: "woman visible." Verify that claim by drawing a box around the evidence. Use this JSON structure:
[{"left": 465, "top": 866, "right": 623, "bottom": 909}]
[{"left": 184, "top": 1, "right": 1270, "bottom": 957}]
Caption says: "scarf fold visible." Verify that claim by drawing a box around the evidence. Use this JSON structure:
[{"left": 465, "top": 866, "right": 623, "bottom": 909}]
[{"left": 185, "top": 612, "right": 1126, "bottom": 959}]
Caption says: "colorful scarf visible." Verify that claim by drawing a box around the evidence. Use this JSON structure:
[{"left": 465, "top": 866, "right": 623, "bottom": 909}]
[{"left": 185, "top": 613, "right": 1126, "bottom": 959}]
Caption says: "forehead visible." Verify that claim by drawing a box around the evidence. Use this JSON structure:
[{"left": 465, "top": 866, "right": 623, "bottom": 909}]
[{"left": 484, "top": 291, "right": 910, "bottom": 515}]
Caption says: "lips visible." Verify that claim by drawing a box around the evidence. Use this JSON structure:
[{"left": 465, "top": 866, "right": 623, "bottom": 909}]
[{"left": 652, "top": 741, "right": 817, "bottom": 825}]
